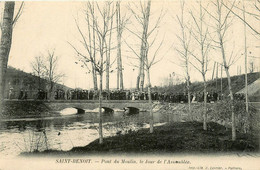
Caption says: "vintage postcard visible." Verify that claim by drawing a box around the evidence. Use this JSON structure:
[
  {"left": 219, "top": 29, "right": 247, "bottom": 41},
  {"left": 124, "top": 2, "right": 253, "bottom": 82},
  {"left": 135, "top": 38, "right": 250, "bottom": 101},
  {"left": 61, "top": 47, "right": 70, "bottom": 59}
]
[{"left": 0, "top": 0, "right": 259, "bottom": 169}]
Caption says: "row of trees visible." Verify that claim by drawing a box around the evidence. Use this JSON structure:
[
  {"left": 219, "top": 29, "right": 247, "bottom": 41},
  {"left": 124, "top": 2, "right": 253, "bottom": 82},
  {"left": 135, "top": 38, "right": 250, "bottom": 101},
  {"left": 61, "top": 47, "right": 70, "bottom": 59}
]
[
  {"left": 30, "top": 49, "right": 64, "bottom": 100},
  {"left": 69, "top": 0, "right": 259, "bottom": 143},
  {"left": 69, "top": 0, "right": 165, "bottom": 143},
  {"left": 0, "top": 0, "right": 259, "bottom": 144},
  {"left": 174, "top": 0, "right": 259, "bottom": 141}
]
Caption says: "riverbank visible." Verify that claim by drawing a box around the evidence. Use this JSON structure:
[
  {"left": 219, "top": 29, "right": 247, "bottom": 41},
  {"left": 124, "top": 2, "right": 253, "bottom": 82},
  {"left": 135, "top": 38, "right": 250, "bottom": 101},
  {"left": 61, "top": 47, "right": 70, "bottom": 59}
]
[
  {"left": 21, "top": 121, "right": 259, "bottom": 156},
  {"left": 1, "top": 100, "right": 55, "bottom": 119}
]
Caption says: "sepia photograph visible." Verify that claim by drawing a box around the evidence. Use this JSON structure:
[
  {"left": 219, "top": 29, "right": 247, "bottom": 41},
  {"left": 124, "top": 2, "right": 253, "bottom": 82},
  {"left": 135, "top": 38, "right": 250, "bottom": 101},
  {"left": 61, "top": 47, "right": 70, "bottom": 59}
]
[{"left": 0, "top": 0, "right": 259, "bottom": 169}]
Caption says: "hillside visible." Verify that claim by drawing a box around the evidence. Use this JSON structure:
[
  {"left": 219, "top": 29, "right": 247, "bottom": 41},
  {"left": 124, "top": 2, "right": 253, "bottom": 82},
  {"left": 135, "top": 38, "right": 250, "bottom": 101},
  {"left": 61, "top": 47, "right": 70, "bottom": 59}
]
[
  {"left": 5, "top": 66, "right": 70, "bottom": 99},
  {"left": 155, "top": 72, "right": 260, "bottom": 98}
]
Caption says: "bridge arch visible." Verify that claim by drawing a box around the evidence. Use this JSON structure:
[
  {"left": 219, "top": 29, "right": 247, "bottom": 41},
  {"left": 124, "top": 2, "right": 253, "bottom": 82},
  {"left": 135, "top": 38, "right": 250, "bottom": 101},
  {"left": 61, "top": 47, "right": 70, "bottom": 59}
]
[
  {"left": 73, "top": 107, "right": 85, "bottom": 114},
  {"left": 102, "top": 107, "right": 114, "bottom": 113},
  {"left": 125, "top": 107, "right": 139, "bottom": 114},
  {"left": 60, "top": 107, "right": 85, "bottom": 115},
  {"left": 36, "top": 100, "right": 150, "bottom": 113}
]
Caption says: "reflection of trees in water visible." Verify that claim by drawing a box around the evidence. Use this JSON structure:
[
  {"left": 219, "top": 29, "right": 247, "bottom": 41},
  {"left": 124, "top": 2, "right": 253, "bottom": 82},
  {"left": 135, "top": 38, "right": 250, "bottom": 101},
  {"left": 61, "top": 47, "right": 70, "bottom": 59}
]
[
  {"left": 85, "top": 111, "right": 150, "bottom": 135},
  {"left": 147, "top": 110, "right": 182, "bottom": 123},
  {"left": 18, "top": 122, "right": 27, "bottom": 131},
  {"left": 35, "top": 120, "right": 49, "bottom": 132},
  {"left": 1, "top": 111, "right": 179, "bottom": 154},
  {"left": 1, "top": 121, "right": 27, "bottom": 131},
  {"left": 35, "top": 115, "right": 86, "bottom": 131},
  {"left": 1, "top": 110, "right": 174, "bottom": 134},
  {"left": 102, "top": 112, "right": 115, "bottom": 123}
]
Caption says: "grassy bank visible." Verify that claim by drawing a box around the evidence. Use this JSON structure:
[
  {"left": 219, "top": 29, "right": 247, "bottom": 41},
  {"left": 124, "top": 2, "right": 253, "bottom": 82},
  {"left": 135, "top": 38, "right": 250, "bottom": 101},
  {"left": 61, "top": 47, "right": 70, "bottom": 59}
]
[
  {"left": 22, "top": 121, "right": 259, "bottom": 156},
  {"left": 1, "top": 100, "right": 52, "bottom": 118}
]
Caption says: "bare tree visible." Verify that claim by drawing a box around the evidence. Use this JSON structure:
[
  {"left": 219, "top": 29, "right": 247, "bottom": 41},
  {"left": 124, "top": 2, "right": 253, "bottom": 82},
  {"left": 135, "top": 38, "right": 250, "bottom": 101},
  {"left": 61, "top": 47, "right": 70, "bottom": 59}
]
[
  {"left": 223, "top": 0, "right": 260, "bottom": 37},
  {"left": 43, "top": 49, "right": 64, "bottom": 100},
  {"left": 105, "top": 3, "right": 115, "bottom": 98},
  {"left": 116, "top": 1, "right": 129, "bottom": 90},
  {"left": 127, "top": 1, "right": 149, "bottom": 91},
  {"left": 242, "top": 0, "right": 249, "bottom": 114},
  {"left": 174, "top": 1, "right": 192, "bottom": 118},
  {"left": 189, "top": 1, "right": 211, "bottom": 130},
  {"left": 31, "top": 55, "right": 45, "bottom": 89},
  {"left": 126, "top": 0, "right": 165, "bottom": 133},
  {"left": 89, "top": 3, "right": 98, "bottom": 92},
  {"left": 0, "top": 2, "right": 24, "bottom": 113},
  {"left": 69, "top": 1, "right": 115, "bottom": 144},
  {"left": 69, "top": 2, "right": 98, "bottom": 91},
  {"left": 205, "top": 0, "right": 237, "bottom": 140},
  {"left": 95, "top": 2, "right": 115, "bottom": 143},
  {"left": 127, "top": 0, "right": 166, "bottom": 94},
  {"left": 223, "top": 0, "right": 260, "bottom": 116}
]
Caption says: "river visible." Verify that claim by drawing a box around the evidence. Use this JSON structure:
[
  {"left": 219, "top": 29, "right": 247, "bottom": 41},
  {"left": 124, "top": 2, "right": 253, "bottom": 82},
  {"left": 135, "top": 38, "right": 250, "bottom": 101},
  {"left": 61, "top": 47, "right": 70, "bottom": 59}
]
[{"left": 0, "top": 106, "right": 185, "bottom": 157}]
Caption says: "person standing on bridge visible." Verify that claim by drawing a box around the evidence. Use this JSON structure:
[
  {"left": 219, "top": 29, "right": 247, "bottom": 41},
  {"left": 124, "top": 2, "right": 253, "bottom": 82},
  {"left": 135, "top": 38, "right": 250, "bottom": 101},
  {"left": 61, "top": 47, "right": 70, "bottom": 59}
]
[
  {"left": 126, "top": 90, "right": 129, "bottom": 100},
  {"left": 8, "top": 86, "right": 13, "bottom": 99},
  {"left": 19, "top": 89, "right": 23, "bottom": 100},
  {"left": 131, "top": 92, "right": 135, "bottom": 101}
]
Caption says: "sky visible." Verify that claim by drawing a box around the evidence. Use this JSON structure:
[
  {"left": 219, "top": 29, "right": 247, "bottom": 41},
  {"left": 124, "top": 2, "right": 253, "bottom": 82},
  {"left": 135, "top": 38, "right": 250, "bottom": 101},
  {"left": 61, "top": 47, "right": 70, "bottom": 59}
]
[{"left": 2, "top": 0, "right": 260, "bottom": 89}]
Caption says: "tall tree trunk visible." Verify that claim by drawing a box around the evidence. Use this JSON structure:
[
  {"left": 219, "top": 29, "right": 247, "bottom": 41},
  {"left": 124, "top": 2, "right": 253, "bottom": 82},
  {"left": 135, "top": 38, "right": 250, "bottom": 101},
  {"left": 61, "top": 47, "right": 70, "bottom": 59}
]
[
  {"left": 106, "top": 7, "right": 113, "bottom": 95},
  {"left": 216, "top": 63, "right": 218, "bottom": 90},
  {"left": 38, "top": 75, "right": 41, "bottom": 90},
  {"left": 188, "top": 90, "right": 191, "bottom": 116},
  {"left": 106, "top": 50, "right": 110, "bottom": 94},
  {"left": 221, "top": 65, "right": 223, "bottom": 99},
  {"left": 119, "top": 55, "right": 124, "bottom": 90},
  {"left": 0, "top": 2, "right": 15, "bottom": 113},
  {"left": 187, "top": 73, "right": 191, "bottom": 118},
  {"left": 139, "top": 28, "right": 145, "bottom": 92},
  {"left": 137, "top": 52, "right": 143, "bottom": 91},
  {"left": 99, "top": 73, "right": 103, "bottom": 144},
  {"left": 92, "top": 6, "right": 98, "bottom": 92},
  {"left": 185, "top": 51, "right": 191, "bottom": 118},
  {"left": 136, "top": 74, "right": 140, "bottom": 90},
  {"left": 203, "top": 74, "right": 207, "bottom": 130},
  {"left": 116, "top": 2, "right": 120, "bottom": 90},
  {"left": 137, "top": 36, "right": 144, "bottom": 92},
  {"left": 92, "top": 63, "right": 98, "bottom": 91},
  {"left": 48, "top": 82, "right": 54, "bottom": 100},
  {"left": 140, "top": 67, "right": 145, "bottom": 92},
  {"left": 225, "top": 66, "right": 235, "bottom": 141},
  {"left": 142, "top": 0, "right": 152, "bottom": 131},
  {"left": 116, "top": 2, "right": 124, "bottom": 90},
  {"left": 140, "top": 0, "right": 151, "bottom": 92},
  {"left": 137, "top": 47, "right": 144, "bottom": 91},
  {"left": 146, "top": 67, "right": 153, "bottom": 133},
  {"left": 219, "top": 35, "right": 236, "bottom": 141},
  {"left": 212, "top": 62, "right": 216, "bottom": 80},
  {"left": 243, "top": 0, "right": 249, "bottom": 113},
  {"left": 117, "top": 56, "right": 120, "bottom": 90}
]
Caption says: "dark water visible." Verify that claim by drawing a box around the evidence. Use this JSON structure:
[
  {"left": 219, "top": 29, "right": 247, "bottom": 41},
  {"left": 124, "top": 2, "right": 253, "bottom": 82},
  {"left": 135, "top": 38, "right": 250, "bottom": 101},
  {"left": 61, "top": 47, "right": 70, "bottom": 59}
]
[{"left": 0, "top": 106, "right": 184, "bottom": 157}]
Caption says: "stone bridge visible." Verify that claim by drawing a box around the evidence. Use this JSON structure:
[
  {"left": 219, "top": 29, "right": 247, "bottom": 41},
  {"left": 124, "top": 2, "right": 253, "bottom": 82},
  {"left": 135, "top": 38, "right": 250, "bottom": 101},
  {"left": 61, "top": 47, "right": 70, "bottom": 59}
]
[{"left": 43, "top": 100, "right": 150, "bottom": 113}]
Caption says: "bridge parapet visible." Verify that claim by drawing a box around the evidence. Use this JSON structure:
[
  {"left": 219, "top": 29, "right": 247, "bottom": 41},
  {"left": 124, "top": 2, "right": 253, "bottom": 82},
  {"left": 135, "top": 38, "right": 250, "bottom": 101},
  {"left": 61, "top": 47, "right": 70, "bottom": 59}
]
[{"left": 43, "top": 100, "right": 150, "bottom": 112}]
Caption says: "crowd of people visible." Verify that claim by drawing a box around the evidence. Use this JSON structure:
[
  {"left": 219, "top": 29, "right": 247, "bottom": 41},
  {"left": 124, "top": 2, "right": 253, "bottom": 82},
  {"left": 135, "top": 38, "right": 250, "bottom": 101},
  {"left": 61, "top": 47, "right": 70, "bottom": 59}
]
[
  {"left": 51, "top": 89, "right": 245, "bottom": 103},
  {"left": 13, "top": 88, "right": 245, "bottom": 103}
]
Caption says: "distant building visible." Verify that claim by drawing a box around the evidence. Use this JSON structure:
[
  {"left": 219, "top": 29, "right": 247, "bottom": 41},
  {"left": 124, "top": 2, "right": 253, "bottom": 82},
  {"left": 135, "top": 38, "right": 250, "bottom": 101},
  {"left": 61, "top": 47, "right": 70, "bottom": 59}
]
[
  {"left": 236, "top": 78, "right": 260, "bottom": 96},
  {"left": 236, "top": 78, "right": 260, "bottom": 101},
  {"left": 4, "top": 66, "right": 70, "bottom": 99}
]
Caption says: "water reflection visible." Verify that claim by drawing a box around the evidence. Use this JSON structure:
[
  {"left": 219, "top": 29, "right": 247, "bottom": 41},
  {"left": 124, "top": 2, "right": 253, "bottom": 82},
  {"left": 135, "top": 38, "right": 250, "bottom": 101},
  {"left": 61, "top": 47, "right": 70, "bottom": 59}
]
[{"left": 0, "top": 108, "right": 186, "bottom": 157}]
